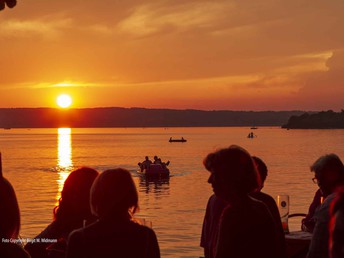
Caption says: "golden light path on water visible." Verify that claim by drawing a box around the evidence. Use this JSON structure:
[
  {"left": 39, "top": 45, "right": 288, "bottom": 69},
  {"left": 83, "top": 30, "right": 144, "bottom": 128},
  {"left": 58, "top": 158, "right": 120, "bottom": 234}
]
[{"left": 56, "top": 128, "right": 73, "bottom": 202}]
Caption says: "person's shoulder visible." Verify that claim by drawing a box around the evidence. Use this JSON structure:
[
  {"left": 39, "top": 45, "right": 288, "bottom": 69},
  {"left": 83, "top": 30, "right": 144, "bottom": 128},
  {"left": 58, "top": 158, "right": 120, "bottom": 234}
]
[
  {"left": 249, "top": 194, "right": 268, "bottom": 206},
  {"left": 207, "top": 194, "right": 228, "bottom": 208},
  {"left": 128, "top": 221, "right": 158, "bottom": 238},
  {"left": 251, "top": 192, "right": 277, "bottom": 208},
  {"left": 129, "top": 221, "right": 154, "bottom": 232},
  {"left": 319, "top": 193, "right": 336, "bottom": 211},
  {"left": 32, "top": 220, "right": 62, "bottom": 240},
  {"left": 0, "top": 243, "right": 31, "bottom": 258},
  {"left": 247, "top": 196, "right": 274, "bottom": 218}
]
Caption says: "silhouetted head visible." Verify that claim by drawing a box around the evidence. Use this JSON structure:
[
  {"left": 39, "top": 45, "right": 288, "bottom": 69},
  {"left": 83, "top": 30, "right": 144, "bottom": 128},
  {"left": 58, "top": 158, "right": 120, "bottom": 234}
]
[
  {"left": 0, "top": 0, "right": 17, "bottom": 10},
  {"left": 311, "top": 154, "right": 344, "bottom": 197},
  {"left": 90, "top": 168, "right": 139, "bottom": 220},
  {"left": 145, "top": 156, "right": 149, "bottom": 161},
  {"left": 204, "top": 145, "right": 259, "bottom": 201},
  {"left": 0, "top": 177, "right": 20, "bottom": 238},
  {"left": 252, "top": 156, "right": 268, "bottom": 190},
  {"left": 54, "top": 167, "right": 99, "bottom": 228}
]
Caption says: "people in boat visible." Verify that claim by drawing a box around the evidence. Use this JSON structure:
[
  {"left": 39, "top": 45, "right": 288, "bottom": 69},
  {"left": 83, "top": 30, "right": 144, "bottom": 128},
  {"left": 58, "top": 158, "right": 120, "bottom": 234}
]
[
  {"left": 247, "top": 132, "right": 256, "bottom": 138},
  {"left": 66, "top": 168, "right": 160, "bottom": 258},
  {"left": 154, "top": 157, "right": 170, "bottom": 168},
  {"left": 202, "top": 145, "right": 278, "bottom": 258},
  {"left": 153, "top": 156, "right": 160, "bottom": 164},
  {"left": 25, "top": 167, "right": 99, "bottom": 258},
  {"left": 329, "top": 186, "right": 344, "bottom": 258},
  {"left": 138, "top": 156, "right": 153, "bottom": 171},
  {"left": 307, "top": 154, "right": 344, "bottom": 258},
  {"left": 160, "top": 159, "right": 170, "bottom": 169},
  {"left": 0, "top": 174, "right": 30, "bottom": 258},
  {"left": 250, "top": 156, "right": 287, "bottom": 258}
]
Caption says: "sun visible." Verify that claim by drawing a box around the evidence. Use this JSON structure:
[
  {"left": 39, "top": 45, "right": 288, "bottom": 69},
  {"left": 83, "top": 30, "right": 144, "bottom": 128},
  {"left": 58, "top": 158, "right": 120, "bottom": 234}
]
[{"left": 57, "top": 94, "right": 72, "bottom": 108}]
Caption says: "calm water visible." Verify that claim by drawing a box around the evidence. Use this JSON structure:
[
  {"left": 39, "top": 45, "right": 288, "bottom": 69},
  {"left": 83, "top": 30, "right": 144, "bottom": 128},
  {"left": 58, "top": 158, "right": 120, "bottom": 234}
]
[{"left": 1, "top": 127, "right": 344, "bottom": 257}]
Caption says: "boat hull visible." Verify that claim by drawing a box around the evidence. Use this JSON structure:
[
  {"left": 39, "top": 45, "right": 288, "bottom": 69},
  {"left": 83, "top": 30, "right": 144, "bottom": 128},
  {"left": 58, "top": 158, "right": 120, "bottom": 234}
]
[
  {"left": 139, "top": 164, "right": 170, "bottom": 178},
  {"left": 169, "top": 139, "right": 187, "bottom": 142}
]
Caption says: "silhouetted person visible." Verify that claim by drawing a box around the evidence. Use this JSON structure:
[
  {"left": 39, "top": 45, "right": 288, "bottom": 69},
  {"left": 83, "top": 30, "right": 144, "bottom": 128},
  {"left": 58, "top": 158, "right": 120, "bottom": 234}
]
[
  {"left": 0, "top": 0, "right": 16, "bottom": 11},
  {"left": 66, "top": 168, "right": 160, "bottom": 258},
  {"left": 329, "top": 186, "right": 344, "bottom": 258},
  {"left": 138, "top": 156, "right": 152, "bottom": 171},
  {"left": 203, "top": 145, "right": 278, "bottom": 258},
  {"left": 307, "top": 154, "right": 344, "bottom": 258},
  {"left": 0, "top": 168, "right": 30, "bottom": 257},
  {"left": 250, "top": 156, "right": 287, "bottom": 258},
  {"left": 153, "top": 156, "right": 160, "bottom": 164},
  {"left": 25, "top": 167, "right": 99, "bottom": 258}
]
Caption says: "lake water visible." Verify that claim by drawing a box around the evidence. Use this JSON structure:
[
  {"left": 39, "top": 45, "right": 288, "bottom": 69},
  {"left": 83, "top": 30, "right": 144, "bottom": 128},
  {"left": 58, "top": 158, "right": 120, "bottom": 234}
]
[{"left": 1, "top": 127, "right": 344, "bottom": 257}]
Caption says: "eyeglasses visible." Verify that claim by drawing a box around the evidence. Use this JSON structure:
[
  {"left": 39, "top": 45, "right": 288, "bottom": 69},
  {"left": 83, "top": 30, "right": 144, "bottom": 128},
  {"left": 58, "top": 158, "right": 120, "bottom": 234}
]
[{"left": 312, "top": 177, "right": 319, "bottom": 185}]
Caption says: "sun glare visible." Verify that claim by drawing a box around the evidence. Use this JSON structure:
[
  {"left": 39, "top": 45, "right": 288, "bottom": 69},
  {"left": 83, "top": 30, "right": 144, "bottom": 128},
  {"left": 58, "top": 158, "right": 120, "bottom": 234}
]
[{"left": 57, "top": 94, "right": 72, "bottom": 108}]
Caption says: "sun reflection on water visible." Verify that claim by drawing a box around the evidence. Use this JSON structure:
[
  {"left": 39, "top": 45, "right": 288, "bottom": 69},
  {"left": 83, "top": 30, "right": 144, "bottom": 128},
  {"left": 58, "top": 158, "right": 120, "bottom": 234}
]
[{"left": 56, "top": 128, "right": 73, "bottom": 202}]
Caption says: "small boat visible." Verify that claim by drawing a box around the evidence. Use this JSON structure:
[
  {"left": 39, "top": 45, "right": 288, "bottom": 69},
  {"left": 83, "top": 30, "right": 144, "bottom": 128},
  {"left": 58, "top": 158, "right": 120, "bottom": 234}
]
[
  {"left": 139, "top": 164, "right": 170, "bottom": 178},
  {"left": 250, "top": 127, "right": 258, "bottom": 130},
  {"left": 169, "top": 137, "right": 187, "bottom": 143}
]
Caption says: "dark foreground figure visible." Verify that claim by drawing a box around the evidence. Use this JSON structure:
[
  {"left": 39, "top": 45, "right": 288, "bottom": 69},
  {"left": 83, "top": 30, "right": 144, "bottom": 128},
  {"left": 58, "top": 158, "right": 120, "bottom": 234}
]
[
  {"left": 307, "top": 154, "right": 344, "bottom": 258},
  {"left": 0, "top": 0, "right": 16, "bottom": 10},
  {"left": 66, "top": 168, "right": 160, "bottom": 258},
  {"left": 0, "top": 172, "right": 30, "bottom": 258},
  {"left": 250, "top": 156, "right": 287, "bottom": 258},
  {"left": 329, "top": 186, "right": 344, "bottom": 258},
  {"left": 203, "top": 145, "right": 279, "bottom": 258},
  {"left": 25, "top": 167, "right": 99, "bottom": 258}
]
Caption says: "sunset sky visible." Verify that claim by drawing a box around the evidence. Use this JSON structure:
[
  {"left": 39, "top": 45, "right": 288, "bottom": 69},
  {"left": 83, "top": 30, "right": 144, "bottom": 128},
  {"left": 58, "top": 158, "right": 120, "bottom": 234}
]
[{"left": 1, "top": 0, "right": 343, "bottom": 111}]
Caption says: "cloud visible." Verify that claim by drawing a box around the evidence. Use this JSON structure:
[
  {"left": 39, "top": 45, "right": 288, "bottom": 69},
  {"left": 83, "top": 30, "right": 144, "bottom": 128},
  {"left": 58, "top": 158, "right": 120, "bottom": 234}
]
[
  {"left": 0, "top": 18, "right": 72, "bottom": 39},
  {"left": 295, "top": 50, "right": 344, "bottom": 110},
  {"left": 117, "top": 1, "right": 234, "bottom": 37}
]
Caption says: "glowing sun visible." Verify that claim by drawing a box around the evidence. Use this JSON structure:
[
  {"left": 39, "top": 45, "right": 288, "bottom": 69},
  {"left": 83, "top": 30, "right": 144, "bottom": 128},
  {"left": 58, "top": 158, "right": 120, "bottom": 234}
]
[{"left": 57, "top": 94, "right": 72, "bottom": 108}]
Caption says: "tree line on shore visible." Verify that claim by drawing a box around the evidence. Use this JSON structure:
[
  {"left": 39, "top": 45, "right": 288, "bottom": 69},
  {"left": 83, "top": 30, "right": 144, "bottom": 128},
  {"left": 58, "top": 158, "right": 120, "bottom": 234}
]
[
  {"left": 0, "top": 108, "right": 303, "bottom": 128},
  {"left": 282, "top": 110, "right": 344, "bottom": 129}
]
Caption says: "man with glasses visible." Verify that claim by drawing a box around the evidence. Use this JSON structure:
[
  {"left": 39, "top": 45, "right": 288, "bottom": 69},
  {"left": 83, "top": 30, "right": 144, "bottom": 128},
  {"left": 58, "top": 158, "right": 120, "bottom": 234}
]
[{"left": 307, "top": 154, "right": 344, "bottom": 258}]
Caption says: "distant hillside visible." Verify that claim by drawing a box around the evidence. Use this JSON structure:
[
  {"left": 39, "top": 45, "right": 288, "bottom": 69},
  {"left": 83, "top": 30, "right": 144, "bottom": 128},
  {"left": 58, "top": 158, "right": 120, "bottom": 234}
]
[
  {"left": 0, "top": 108, "right": 303, "bottom": 128},
  {"left": 282, "top": 110, "right": 344, "bottom": 129}
]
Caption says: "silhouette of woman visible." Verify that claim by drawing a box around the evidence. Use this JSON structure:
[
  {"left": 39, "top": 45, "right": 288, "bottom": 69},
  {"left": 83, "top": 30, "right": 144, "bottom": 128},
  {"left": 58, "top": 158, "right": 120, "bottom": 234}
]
[
  {"left": 66, "top": 168, "right": 160, "bottom": 258},
  {"left": 25, "top": 167, "right": 99, "bottom": 258}
]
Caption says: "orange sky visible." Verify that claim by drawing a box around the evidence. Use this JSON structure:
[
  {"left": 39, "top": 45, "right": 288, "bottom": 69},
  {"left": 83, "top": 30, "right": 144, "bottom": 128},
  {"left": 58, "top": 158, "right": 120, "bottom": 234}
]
[{"left": 0, "top": 1, "right": 343, "bottom": 111}]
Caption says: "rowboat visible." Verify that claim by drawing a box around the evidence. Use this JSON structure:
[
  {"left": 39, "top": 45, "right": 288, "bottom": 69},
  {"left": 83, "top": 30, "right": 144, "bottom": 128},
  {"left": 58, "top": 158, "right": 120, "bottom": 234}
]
[{"left": 169, "top": 137, "right": 187, "bottom": 142}]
